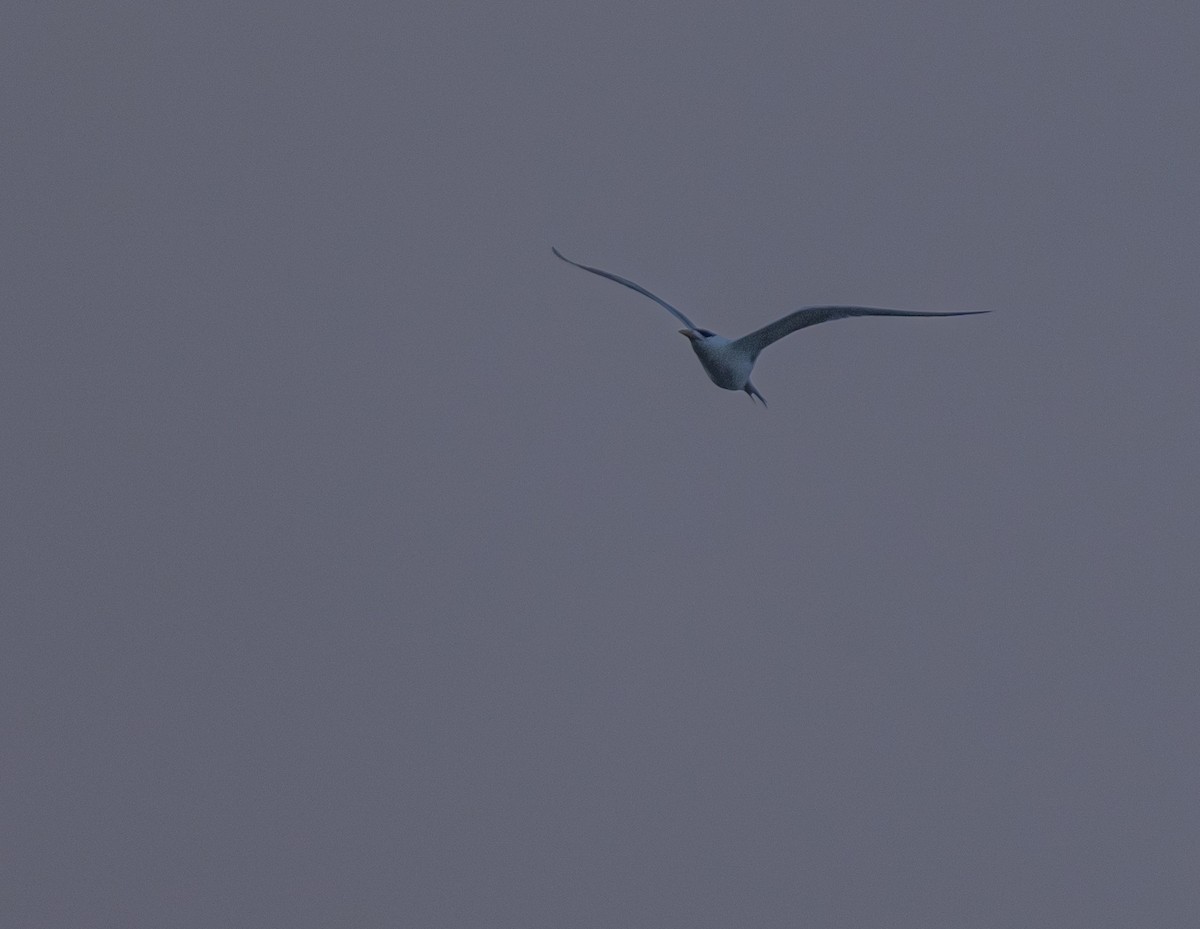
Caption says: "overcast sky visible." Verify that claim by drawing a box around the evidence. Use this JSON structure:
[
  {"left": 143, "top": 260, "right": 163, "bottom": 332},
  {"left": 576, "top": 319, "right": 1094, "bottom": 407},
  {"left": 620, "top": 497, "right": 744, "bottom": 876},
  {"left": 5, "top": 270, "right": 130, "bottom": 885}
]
[{"left": 4, "top": 1, "right": 1198, "bottom": 926}]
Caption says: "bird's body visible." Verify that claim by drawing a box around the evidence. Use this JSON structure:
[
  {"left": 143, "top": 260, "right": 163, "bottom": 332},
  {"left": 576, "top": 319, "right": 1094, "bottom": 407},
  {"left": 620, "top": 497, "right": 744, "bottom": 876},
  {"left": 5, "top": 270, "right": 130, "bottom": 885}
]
[
  {"left": 685, "top": 334, "right": 753, "bottom": 391},
  {"left": 552, "top": 247, "right": 988, "bottom": 406}
]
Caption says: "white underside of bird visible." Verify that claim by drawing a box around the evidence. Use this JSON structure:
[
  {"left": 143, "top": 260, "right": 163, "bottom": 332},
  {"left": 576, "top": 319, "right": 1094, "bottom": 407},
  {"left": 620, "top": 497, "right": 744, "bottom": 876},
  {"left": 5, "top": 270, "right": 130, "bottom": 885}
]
[{"left": 553, "top": 247, "right": 988, "bottom": 407}]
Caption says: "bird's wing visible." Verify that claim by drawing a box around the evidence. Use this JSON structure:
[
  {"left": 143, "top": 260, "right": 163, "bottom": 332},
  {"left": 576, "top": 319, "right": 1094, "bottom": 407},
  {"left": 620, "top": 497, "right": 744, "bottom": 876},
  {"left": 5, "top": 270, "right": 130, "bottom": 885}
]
[
  {"left": 732, "top": 306, "right": 989, "bottom": 358},
  {"left": 552, "top": 247, "right": 700, "bottom": 330}
]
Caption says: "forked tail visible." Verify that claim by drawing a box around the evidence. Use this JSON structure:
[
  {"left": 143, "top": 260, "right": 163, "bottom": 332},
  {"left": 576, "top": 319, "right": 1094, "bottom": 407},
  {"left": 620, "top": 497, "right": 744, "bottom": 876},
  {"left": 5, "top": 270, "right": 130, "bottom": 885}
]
[{"left": 745, "top": 382, "right": 767, "bottom": 408}]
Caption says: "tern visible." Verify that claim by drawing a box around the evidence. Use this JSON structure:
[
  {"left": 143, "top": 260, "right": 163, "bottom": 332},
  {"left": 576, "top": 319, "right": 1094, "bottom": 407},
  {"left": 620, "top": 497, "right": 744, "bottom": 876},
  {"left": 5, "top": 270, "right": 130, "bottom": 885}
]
[{"left": 553, "top": 247, "right": 987, "bottom": 407}]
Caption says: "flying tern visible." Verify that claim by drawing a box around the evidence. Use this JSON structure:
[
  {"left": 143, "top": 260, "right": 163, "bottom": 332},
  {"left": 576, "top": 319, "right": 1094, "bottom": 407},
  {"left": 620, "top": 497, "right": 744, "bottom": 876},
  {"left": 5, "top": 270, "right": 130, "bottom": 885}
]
[{"left": 553, "top": 247, "right": 987, "bottom": 407}]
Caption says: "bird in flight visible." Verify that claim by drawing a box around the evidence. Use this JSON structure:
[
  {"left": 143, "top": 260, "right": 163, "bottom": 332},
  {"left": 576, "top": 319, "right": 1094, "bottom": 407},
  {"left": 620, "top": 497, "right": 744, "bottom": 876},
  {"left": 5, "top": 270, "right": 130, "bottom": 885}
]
[{"left": 553, "top": 247, "right": 987, "bottom": 407}]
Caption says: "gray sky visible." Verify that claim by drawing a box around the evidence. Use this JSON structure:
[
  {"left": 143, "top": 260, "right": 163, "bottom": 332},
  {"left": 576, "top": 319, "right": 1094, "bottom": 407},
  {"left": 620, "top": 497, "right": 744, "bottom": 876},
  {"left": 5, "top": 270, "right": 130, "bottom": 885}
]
[{"left": 4, "top": 1, "right": 1198, "bottom": 926}]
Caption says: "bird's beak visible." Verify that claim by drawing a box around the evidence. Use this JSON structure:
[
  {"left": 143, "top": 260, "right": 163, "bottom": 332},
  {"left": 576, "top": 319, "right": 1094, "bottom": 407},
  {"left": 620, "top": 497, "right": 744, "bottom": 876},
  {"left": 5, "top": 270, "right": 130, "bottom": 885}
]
[{"left": 678, "top": 329, "right": 694, "bottom": 339}]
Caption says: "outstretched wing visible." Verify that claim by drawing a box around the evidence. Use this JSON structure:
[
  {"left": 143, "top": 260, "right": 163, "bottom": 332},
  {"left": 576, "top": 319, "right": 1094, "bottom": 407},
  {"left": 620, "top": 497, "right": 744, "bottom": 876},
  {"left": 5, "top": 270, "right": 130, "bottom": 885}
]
[
  {"left": 732, "top": 306, "right": 989, "bottom": 358},
  {"left": 552, "top": 247, "right": 700, "bottom": 330}
]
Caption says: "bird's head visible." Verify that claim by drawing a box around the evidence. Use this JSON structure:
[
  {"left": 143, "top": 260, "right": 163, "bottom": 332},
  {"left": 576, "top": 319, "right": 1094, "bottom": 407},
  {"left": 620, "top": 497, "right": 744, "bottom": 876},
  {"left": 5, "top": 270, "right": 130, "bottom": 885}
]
[{"left": 678, "top": 328, "right": 716, "bottom": 342}]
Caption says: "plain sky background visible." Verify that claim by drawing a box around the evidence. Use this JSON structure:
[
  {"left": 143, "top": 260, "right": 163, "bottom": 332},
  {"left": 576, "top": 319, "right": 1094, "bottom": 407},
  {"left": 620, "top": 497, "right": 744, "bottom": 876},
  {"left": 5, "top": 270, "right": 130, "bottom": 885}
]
[{"left": 3, "top": 1, "right": 1198, "bottom": 926}]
